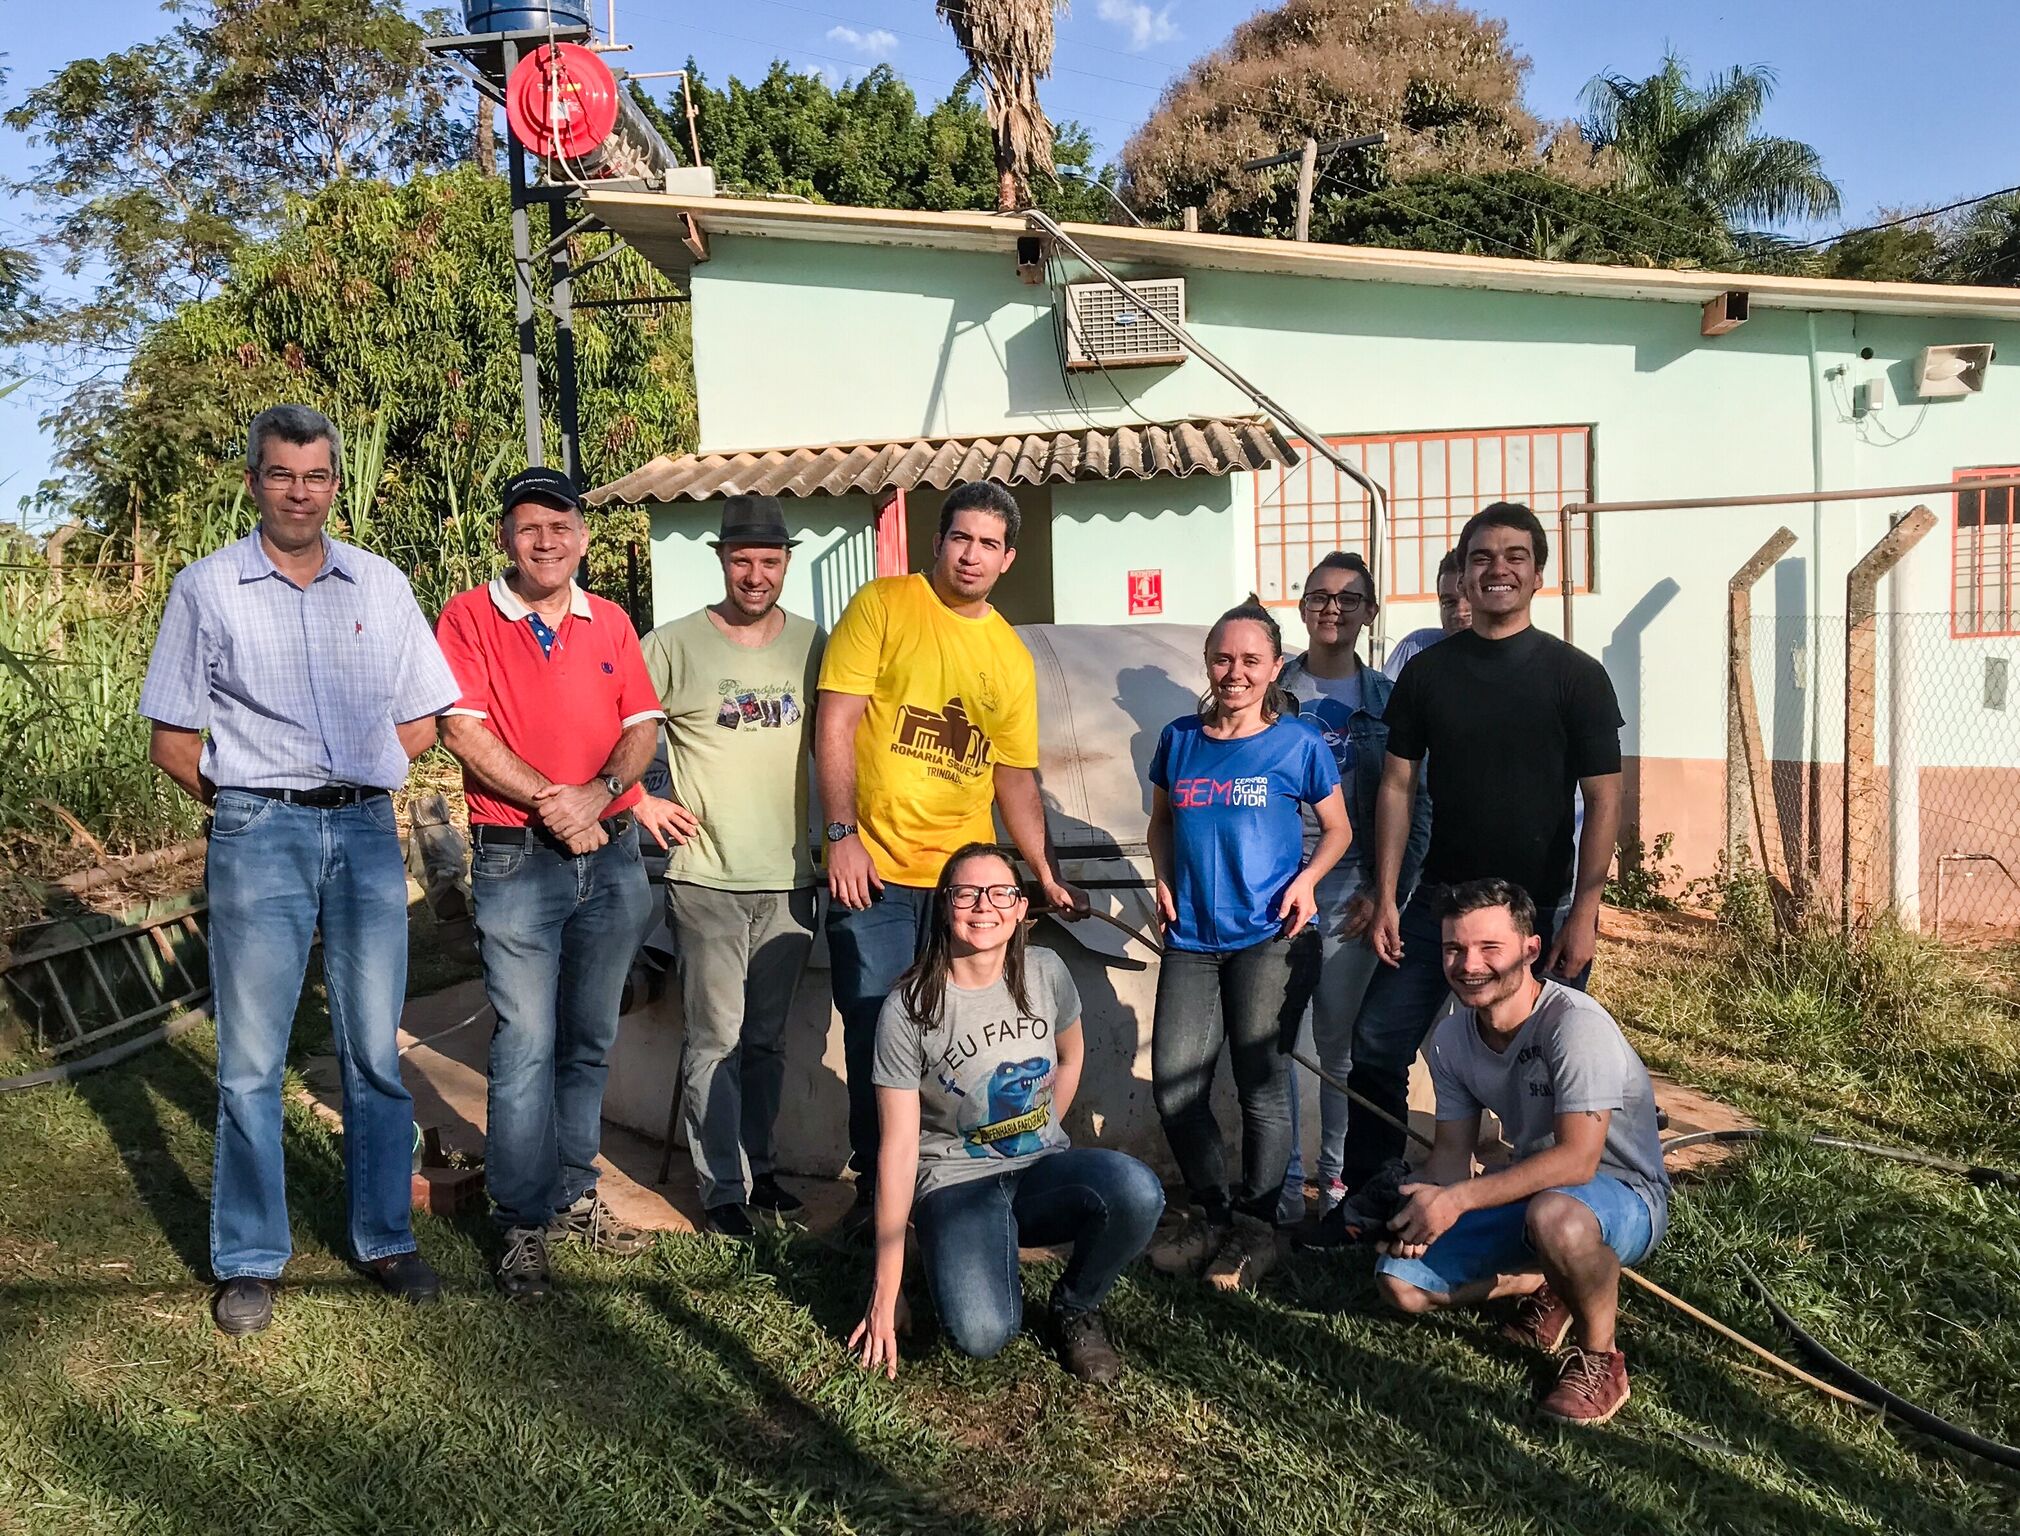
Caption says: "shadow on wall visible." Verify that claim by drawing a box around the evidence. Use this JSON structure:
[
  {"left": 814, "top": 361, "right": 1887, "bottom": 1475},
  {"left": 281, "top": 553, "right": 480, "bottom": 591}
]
[
  {"left": 1602, "top": 577, "right": 1680, "bottom": 836},
  {"left": 806, "top": 500, "right": 875, "bottom": 633}
]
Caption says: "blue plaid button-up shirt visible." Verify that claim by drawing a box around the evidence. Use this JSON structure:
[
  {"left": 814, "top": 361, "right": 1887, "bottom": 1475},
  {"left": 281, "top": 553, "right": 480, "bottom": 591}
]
[{"left": 139, "top": 531, "right": 460, "bottom": 791}]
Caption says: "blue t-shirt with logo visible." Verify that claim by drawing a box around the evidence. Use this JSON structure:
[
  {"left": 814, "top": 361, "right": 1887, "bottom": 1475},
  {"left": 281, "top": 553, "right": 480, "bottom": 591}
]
[{"left": 1149, "top": 714, "right": 1341, "bottom": 953}]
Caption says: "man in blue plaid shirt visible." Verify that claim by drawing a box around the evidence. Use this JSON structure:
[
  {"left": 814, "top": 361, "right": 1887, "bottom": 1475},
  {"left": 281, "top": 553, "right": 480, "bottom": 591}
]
[{"left": 140, "top": 404, "right": 460, "bottom": 1337}]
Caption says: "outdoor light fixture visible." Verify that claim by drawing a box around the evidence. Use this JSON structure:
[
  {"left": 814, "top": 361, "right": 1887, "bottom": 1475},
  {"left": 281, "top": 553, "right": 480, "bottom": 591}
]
[
  {"left": 1700, "top": 290, "right": 1750, "bottom": 337},
  {"left": 1913, "top": 343, "right": 1995, "bottom": 398}
]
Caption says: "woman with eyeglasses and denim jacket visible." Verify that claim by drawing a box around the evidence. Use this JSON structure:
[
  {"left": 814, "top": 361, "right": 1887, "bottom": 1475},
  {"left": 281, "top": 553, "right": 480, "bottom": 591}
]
[{"left": 849, "top": 843, "right": 1165, "bottom": 1385}]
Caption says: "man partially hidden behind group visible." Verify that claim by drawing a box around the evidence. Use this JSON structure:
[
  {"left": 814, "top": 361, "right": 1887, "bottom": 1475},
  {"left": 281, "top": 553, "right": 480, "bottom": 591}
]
[
  {"left": 436, "top": 468, "right": 665, "bottom": 1298},
  {"left": 141, "top": 405, "right": 460, "bottom": 1336},
  {"left": 635, "top": 495, "right": 825, "bottom": 1237}
]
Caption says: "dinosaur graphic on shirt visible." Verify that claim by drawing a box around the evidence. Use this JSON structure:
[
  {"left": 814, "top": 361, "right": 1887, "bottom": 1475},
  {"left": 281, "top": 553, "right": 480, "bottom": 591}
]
[{"left": 962, "top": 1057, "right": 1053, "bottom": 1158}]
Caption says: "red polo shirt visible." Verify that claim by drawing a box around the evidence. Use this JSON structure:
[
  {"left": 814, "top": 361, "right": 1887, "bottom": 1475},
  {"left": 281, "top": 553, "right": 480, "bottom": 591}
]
[{"left": 436, "top": 576, "right": 665, "bottom": 828}]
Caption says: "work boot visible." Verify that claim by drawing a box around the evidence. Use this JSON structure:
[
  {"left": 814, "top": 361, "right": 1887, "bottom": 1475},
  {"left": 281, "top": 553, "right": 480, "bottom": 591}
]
[
  {"left": 1537, "top": 1346, "right": 1631, "bottom": 1426},
  {"left": 211, "top": 1276, "right": 276, "bottom": 1337},
  {"left": 1146, "top": 1211, "right": 1230, "bottom": 1277},
  {"left": 1497, "top": 1282, "right": 1574, "bottom": 1354},
  {"left": 1052, "top": 1307, "right": 1123, "bottom": 1385},
  {"left": 748, "top": 1174, "right": 805, "bottom": 1222},
  {"left": 356, "top": 1251, "right": 443, "bottom": 1306},
  {"left": 549, "top": 1191, "right": 653, "bottom": 1256},
  {"left": 1203, "top": 1213, "right": 1281, "bottom": 1294},
  {"left": 496, "top": 1225, "right": 552, "bottom": 1300}
]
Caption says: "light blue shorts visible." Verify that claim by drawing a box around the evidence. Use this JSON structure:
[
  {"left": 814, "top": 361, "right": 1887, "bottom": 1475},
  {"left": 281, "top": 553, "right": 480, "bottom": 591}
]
[{"left": 1374, "top": 1173, "right": 1657, "bottom": 1296}]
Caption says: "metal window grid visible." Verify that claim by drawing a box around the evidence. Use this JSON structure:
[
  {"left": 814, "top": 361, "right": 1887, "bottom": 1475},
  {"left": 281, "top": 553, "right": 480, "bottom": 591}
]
[
  {"left": 1953, "top": 467, "right": 2020, "bottom": 639},
  {"left": 1253, "top": 425, "right": 1594, "bottom": 605}
]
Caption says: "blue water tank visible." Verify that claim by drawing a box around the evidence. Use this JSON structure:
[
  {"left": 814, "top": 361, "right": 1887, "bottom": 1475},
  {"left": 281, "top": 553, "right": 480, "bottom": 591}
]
[{"left": 462, "top": 0, "right": 591, "bottom": 34}]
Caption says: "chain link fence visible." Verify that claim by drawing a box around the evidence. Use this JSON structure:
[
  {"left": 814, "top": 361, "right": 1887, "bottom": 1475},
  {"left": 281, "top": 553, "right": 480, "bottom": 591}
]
[{"left": 1745, "top": 612, "right": 2018, "bottom": 939}]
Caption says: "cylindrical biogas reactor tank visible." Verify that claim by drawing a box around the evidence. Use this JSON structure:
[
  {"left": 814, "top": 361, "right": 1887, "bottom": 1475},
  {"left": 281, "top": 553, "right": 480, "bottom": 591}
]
[{"left": 462, "top": 0, "right": 590, "bottom": 33}]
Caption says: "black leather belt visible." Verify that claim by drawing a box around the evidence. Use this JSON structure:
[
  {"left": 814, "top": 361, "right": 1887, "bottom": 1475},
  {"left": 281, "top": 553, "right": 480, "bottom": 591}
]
[
  {"left": 472, "top": 812, "right": 634, "bottom": 848},
  {"left": 224, "top": 785, "right": 387, "bottom": 808}
]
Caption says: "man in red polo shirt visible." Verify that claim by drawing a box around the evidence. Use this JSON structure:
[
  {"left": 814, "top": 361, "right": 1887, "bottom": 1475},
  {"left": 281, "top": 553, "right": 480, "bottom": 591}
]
[{"left": 437, "top": 467, "right": 664, "bottom": 1298}]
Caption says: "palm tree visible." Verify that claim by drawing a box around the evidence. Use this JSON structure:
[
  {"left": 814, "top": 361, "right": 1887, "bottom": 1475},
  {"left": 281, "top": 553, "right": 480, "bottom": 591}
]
[
  {"left": 936, "top": 0, "right": 1064, "bottom": 212},
  {"left": 1581, "top": 54, "right": 1840, "bottom": 232}
]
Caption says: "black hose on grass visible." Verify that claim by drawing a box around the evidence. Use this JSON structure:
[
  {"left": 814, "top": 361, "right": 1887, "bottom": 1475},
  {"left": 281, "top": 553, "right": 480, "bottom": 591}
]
[
  {"left": 1737, "top": 1258, "right": 2020, "bottom": 1473},
  {"left": 1662, "top": 1125, "right": 2020, "bottom": 1191}
]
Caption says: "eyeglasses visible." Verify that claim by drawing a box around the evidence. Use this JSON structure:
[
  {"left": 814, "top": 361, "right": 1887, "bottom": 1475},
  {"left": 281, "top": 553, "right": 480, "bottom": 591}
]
[
  {"left": 1301, "top": 591, "right": 1369, "bottom": 613},
  {"left": 259, "top": 467, "right": 336, "bottom": 491},
  {"left": 947, "top": 884, "right": 1025, "bottom": 910}
]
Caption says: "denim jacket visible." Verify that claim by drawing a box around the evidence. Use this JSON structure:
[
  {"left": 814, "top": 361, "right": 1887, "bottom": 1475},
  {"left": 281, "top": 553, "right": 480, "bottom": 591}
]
[{"left": 1281, "top": 654, "right": 1433, "bottom": 906}]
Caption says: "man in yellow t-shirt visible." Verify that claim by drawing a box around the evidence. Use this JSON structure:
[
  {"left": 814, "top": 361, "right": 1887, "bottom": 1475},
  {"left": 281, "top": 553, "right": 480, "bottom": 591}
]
[{"left": 816, "top": 481, "right": 1086, "bottom": 1212}]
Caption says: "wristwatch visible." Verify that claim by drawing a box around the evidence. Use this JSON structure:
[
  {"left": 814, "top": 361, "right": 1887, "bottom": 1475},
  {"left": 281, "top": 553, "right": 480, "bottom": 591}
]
[
  {"left": 825, "top": 821, "right": 857, "bottom": 843},
  {"left": 601, "top": 774, "right": 624, "bottom": 799}
]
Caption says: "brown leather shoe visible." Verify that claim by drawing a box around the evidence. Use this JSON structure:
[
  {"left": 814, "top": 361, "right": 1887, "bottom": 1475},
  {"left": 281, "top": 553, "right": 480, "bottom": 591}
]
[
  {"left": 1537, "top": 1346, "right": 1631, "bottom": 1425},
  {"left": 1497, "top": 1282, "right": 1575, "bottom": 1353},
  {"left": 211, "top": 1276, "right": 276, "bottom": 1337}
]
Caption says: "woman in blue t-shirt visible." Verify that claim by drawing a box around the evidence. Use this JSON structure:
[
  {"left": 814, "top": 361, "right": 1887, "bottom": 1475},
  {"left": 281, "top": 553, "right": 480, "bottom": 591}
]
[{"left": 1144, "top": 601, "right": 1350, "bottom": 1292}]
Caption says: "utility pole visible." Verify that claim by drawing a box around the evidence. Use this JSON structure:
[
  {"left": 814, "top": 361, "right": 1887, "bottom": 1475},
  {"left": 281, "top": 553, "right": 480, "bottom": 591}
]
[
  {"left": 1294, "top": 138, "right": 1317, "bottom": 241},
  {"left": 1240, "top": 131, "right": 1388, "bottom": 243}
]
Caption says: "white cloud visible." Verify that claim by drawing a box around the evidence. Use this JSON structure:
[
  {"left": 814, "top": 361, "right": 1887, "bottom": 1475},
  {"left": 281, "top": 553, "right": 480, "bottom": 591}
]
[
  {"left": 799, "top": 62, "right": 842, "bottom": 88},
  {"left": 825, "top": 25, "right": 899, "bottom": 59},
  {"left": 1095, "top": 0, "right": 1179, "bottom": 51}
]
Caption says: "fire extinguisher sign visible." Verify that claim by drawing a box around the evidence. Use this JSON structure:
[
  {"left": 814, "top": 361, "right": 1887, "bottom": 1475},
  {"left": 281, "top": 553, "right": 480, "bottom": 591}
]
[{"left": 1128, "top": 570, "right": 1163, "bottom": 616}]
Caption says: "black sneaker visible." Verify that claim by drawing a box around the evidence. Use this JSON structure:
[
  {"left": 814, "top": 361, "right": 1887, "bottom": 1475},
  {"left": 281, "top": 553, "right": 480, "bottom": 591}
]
[
  {"left": 355, "top": 1251, "right": 443, "bottom": 1306},
  {"left": 496, "top": 1225, "right": 552, "bottom": 1300},
  {"left": 1053, "top": 1307, "right": 1123, "bottom": 1385},
  {"left": 748, "top": 1174, "right": 805, "bottom": 1219},
  {"left": 705, "top": 1203, "right": 758, "bottom": 1239},
  {"left": 211, "top": 1276, "right": 275, "bottom": 1337}
]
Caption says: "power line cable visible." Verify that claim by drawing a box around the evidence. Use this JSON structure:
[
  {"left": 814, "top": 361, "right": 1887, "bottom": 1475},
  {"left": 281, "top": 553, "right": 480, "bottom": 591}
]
[{"left": 1786, "top": 182, "right": 2020, "bottom": 250}]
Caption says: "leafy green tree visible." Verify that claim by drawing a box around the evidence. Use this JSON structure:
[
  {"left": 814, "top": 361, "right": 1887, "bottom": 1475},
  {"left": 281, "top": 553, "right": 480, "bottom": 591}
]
[
  {"left": 1580, "top": 53, "right": 1840, "bottom": 232},
  {"left": 1819, "top": 222, "right": 1945, "bottom": 284},
  {"left": 1120, "top": 0, "right": 1604, "bottom": 236},
  {"left": 5, "top": 0, "right": 465, "bottom": 364},
  {"left": 1940, "top": 194, "right": 2020, "bottom": 286},
  {"left": 77, "top": 170, "right": 690, "bottom": 610},
  {"left": 1314, "top": 171, "right": 1729, "bottom": 267},
  {"left": 639, "top": 62, "right": 1114, "bottom": 220}
]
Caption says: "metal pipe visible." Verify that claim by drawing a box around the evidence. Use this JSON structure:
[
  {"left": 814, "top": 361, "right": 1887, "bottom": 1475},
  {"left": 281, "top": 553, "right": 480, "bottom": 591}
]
[
  {"left": 1024, "top": 208, "right": 1393, "bottom": 645},
  {"left": 1562, "top": 475, "right": 2020, "bottom": 517},
  {"left": 505, "top": 39, "right": 545, "bottom": 468}
]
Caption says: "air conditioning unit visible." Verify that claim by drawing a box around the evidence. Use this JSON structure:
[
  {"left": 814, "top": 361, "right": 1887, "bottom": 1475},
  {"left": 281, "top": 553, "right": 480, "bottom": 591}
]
[
  {"left": 1913, "top": 343, "right": 1995, "bottom": 399},
  {"left": 1062, "top": 278, "right": 1187, "bottom": 370}
]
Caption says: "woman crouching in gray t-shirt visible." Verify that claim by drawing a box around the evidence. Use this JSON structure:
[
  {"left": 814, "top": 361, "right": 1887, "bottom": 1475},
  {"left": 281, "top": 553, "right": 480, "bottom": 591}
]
[{"left": 849, "top": 843, "right": 1166, "bottom": 1384}]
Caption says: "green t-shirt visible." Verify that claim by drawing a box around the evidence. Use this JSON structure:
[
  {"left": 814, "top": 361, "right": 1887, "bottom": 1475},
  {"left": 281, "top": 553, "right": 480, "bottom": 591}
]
[{"left": 641, "top": 607, "right": 824, "bottom": 891}]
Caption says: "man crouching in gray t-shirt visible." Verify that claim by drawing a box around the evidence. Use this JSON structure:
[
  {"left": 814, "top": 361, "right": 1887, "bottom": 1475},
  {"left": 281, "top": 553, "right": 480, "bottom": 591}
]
[{"left": 1373, "top": 878, "right": 1670, "bottom": 1427}]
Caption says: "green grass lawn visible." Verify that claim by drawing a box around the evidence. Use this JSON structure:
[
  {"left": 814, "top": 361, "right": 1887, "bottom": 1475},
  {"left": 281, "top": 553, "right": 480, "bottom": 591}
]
[{"left": 2, "top": 918, "right": 2017, "bottom": 1534}]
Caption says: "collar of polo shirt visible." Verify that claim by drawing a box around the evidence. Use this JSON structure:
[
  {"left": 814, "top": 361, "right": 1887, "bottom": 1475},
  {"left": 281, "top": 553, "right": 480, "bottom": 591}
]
[{"left": 489, "top": 574, "right": 593, "bottom": 622}]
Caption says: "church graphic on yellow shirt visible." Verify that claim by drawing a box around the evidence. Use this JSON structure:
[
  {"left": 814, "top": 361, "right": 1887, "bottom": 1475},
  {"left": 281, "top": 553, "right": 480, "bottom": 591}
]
[{"left": 892, "top": 696, "right": 992, "bottom": 780}]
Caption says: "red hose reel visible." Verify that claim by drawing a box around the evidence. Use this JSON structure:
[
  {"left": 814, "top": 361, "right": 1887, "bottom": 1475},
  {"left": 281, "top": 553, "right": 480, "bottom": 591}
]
[{"left": 503, "top": 42, "right": 619, "bottom": 163}]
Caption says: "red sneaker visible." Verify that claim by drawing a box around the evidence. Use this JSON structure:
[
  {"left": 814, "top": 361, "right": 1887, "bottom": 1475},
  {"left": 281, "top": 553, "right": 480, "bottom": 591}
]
[
  {"left": 1537, "top": 1346, "right": 1631, "bottom": 1426},
  {"left": 1498, "top": 1282, "right": 1575, "bottom": 1353}
]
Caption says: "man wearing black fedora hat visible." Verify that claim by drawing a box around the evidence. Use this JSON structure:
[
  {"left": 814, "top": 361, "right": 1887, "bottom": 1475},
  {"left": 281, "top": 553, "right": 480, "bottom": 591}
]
[{"left": 636, "top": 494, "right": 825, "bottom": 1237}]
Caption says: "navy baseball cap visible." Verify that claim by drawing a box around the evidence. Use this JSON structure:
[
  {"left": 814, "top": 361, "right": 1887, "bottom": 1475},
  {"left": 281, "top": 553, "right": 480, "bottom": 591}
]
[{"left": 500, "top": 466, "right": 583, "bottom": 517}]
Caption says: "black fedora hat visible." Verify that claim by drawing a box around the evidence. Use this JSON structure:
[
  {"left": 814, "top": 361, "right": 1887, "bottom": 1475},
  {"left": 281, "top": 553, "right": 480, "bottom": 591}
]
[{"left": 710, "top": 493, "right": 799, "bottom": 549}]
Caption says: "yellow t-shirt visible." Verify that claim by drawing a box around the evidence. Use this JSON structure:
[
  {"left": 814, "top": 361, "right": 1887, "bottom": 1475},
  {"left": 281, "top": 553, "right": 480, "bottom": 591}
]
[{"left": 818, "top": 574, "right": 1039, "bottom": 887}]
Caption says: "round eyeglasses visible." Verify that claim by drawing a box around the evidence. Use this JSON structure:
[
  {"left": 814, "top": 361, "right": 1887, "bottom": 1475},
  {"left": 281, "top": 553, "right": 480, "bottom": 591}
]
[{"left": 947, "top": 883, "right": 1025, "bottom": 910}]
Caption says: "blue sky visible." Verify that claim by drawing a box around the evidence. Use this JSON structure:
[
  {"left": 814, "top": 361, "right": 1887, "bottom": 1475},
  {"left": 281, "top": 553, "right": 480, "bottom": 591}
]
[{"left": 5, "top": 0, "right": 2015, "bottom": 508}]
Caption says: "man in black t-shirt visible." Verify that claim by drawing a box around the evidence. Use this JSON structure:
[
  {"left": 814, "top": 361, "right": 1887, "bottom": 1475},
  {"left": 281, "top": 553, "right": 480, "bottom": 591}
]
[{"left": 1338, "top": 502, "right": 1624, "bottom": 1195}]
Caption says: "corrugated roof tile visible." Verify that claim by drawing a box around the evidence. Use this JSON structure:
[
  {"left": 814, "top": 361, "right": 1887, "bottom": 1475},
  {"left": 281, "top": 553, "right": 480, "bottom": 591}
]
[{"left": 586, "top": 417, "right": 1299, "bottom": 504}]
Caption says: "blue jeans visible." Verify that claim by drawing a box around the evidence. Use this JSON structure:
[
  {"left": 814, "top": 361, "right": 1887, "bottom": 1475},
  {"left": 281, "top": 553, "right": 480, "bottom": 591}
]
[
  {"left": 1375, "top": 1172, "right": 1658, "bottom": 1295},
  {"left": 826, "top": 882, "right": 936, "bottom": 1178},
  {"left": 914, "top": 1148, "right": 1166, "bottom": 1357},
  {"left": 1152, "top": 931, "right": 1321, "bottom": 1225},
  {"left": 205, "top": 791, "right": 415, "bottom": 1279},
  {"left": 1340, "top": 886, "right": 1590, "bottom": 1193},
  {"left": 471, "top": 822, "right": 654, "bottom": 1229},
  {"left": 1282, "top": 910, "right": 1385, "bottom": 1211}
]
